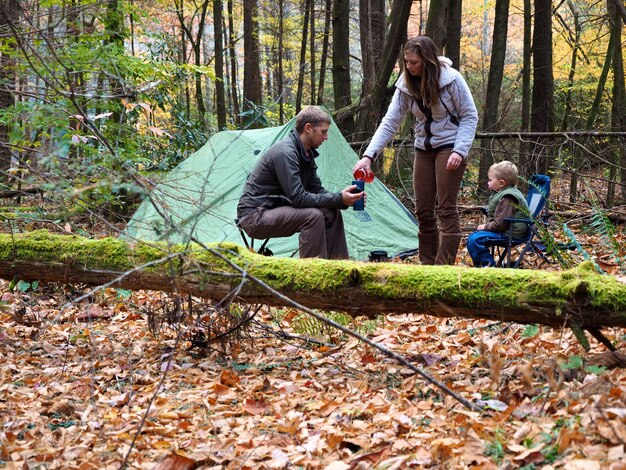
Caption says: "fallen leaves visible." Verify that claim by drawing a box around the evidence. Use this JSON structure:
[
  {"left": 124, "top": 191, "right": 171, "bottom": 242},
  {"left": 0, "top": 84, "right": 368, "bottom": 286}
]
[{"left": 2, "top": 281, "right": 626, "bottom": 469}]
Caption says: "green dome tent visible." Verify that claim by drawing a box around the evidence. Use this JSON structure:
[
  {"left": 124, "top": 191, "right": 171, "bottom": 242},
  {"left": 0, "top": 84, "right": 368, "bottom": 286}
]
[{"left": 124, "top": 117, "right": 418, "bottom": 261}]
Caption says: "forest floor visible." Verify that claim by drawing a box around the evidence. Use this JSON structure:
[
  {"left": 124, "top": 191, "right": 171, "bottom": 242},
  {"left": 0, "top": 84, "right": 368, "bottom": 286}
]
[{"left": 1, "top": 174, "right": 626, "bottom": 469}]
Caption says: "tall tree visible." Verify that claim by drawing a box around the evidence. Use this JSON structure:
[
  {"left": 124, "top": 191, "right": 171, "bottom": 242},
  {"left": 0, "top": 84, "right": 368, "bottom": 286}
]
[
  {"left": 559, "top": 0, "right": 581, "bottom": 132},
  {"left": 0, "top": 0, "right": 19, "bottom": 180},
  {"left": 316, "top": 0, "right": 332, "bottom": 105},
  {"left": 243, "top": 0, "right": 262, "bottom": 126},
  {"left": 277, "top": 0, "right": 285, "bottom": 122},
  {"left": 226, "top": 0, "right": 240, "bottom": 123},
  {"left": 295, "top": 0, "right": 311, "bottom": 114},
  {"left": 425, "top": 0, "right": 448, "bottom": 53},
  {"left": 353, "top": 0, "right": 413, "bottom": 140},
  {"left": 332, "top": 0, "right": 354, "bottom": 134},
  {"left": 527, "top": 0, "right": 553, "bottom": 176},
  {"left": 359, "top": 0, "right": 385, "bottom": 98},
  {"left": 213, "top": 0, "right": 226, "bottom": 130},
  {"left": 445, "top": 0, "right": 462, "bottom": 69},
  {"left": 175, "top": 0, "right": 211, "bottom": 123},
  {"left": 309, "top": 0, "right": 316, "bottom": 104},
  {"left": 478, "top": 0, "right": 510, "bottom": 195},
  {"left": 608, "top": 0, "right": 626, "bottom": 204}
]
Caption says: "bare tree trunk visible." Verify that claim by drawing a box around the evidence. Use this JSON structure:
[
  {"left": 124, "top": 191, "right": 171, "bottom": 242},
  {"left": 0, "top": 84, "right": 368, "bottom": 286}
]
[
  {"left": 519, "top": 0, "right": 532, "bottom": 172},
  {"left": 332, "top": 0, "right": 354, "bottom": 134},
  {"left": 568, "top": 29, "right": 616, "bottom": 202},
  {"left": 560, "top": 1, "right": 580, "bottom": 132},
  {"left": 608, "top": 0, "right": 625, "bottom": 205},
  {"left": 310, "top": 0, "right": 316, "bottom": 104},
  {"left": 353, "top": 0, "right": 412, "bottom": 141},
  {"left": 277, "top": 0, "right": 285, "bottom": 122},
  {"left": 226, "top": 0, "right": 240, "bottom": 124},
  {"left": 445, "top": 0, "right": 461, "bottom": 69},
  {"left": 0, "top": 0, "right": 19, "bottom": 181},
  {"left": 425, "top": 0, "right": 448, "bottom": 53},
  {"left": 359, "top": 0, "right": 385, "bottom": 98},
  {"left": 175, "top": 0, "right": 211, "bottom": 124},
  {"left": 295, "top": 0, "right": 311, "bottom": 114},
  {"left": 243, "top": 0, "right": 262, "bottom": 126},
  {"left": 478, "top": 0, "right": 510, "bottom": 196},
  {"left": 528, "top": 0, "right": 553, "bottom": 177},
  {"left": 316, "top": 0, "right": 332, "bottom": 105},
  {"left": 213, "top": 0, "right": 226, "bottom": 130}
]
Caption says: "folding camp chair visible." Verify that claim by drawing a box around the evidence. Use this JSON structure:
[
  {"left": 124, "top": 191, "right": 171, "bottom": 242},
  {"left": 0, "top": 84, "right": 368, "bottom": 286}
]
[
  {"left": 235, "top": 218, "right": 273, "bottom": 256},
  {"left": 484, "top": 174, "right": 552, "bottom": 268}
]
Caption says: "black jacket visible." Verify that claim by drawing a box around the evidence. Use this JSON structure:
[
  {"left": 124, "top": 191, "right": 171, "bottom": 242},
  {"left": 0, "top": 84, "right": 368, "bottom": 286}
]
[{"left": 237, "top": 131, "right": 344, "bottom": 219}]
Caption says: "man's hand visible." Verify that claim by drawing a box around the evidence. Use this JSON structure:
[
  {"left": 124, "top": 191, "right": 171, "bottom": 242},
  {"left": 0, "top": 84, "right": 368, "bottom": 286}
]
[
  {"left": 353, "top": 156, "right": 372, "bottom": 173},
  {"left": 446, "top": 152, "right": 463, "bottom": 171},
  {"left": 477, "top": 223, "right": 486, "bottom": 231},
  {"left": 341, "top": 185, "right": 366, "bottom": 207}
]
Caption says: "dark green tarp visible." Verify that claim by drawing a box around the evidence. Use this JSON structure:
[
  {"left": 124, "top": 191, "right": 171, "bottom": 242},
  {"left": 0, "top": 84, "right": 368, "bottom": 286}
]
[{"left": 124, "top": 117, "right": 418, "bottom": 260}]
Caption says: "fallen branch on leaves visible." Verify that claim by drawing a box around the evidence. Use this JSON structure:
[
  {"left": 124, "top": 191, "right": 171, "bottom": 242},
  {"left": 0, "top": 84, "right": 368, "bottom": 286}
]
[{"left": 1, "top": 230, "right": 626, "bottom": 332}]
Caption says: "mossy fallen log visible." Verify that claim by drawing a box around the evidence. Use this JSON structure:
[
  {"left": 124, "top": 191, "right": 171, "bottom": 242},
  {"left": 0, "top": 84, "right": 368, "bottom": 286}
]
[{"left": 1, "top": 230, "right": 626, "bottom": 330}]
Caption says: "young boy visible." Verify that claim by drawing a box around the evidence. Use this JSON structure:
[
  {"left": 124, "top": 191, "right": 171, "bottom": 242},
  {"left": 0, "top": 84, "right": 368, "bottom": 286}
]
[{"left": 467, "top": 161, "right": 529, "bottom": 267}]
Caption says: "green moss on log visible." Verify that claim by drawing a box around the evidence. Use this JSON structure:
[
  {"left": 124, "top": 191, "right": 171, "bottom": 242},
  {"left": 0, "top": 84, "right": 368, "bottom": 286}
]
[{"left": 1, "top": 231, "right": 626, "bottom": 315}]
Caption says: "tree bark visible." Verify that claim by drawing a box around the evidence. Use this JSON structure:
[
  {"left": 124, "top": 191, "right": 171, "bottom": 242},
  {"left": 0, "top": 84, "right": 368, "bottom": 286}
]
[
  {"left": 478, "top": 0, "right": 510, "bottom": 196},
  {"left": 528, "top": 0, "right": 553, "bottom": 177},
  {"left": 175, "top": 0, "right": 211, "bottom": 124},
  {"left": 226, "top": 0, "right": 240, "bottom": 123},
  {"left": 353, "top": 0, "right": 412, "bottom": 141},
  {"left": 3, "top": 231, "right": 626, "bottom": 330},
  {"left": 0, "top": 0, "right": 19, "bottom": 180},
  {"left": 213, "top": 0, "right": 226, "bottom": 130},
  {"left": 295, "top": 0, "right": 311, "bottom": 114},
  {"left": 425, "top": 0, "right": 448, "bottom": 53},
  {"left": 445, "top": 0, "right": 461, "bottom": 69},
  {"left": 243, "top": 0, "right": 262, "bottom": 125},
  {"left": 609, "top": 0, "right": 626, "bottom": 205},
  {"left": 316, "top": 0, "right": 332, "bottom": 106},
  {"left": 332, "top": 0, "right": 354, "bottom": 134},
  {"left": 359, "top": 0, "right": 386, "bottom": 99}
]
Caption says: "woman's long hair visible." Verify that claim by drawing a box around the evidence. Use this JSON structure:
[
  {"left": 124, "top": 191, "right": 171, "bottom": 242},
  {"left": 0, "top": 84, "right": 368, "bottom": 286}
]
[{"left": 402, "top": 36, "right": 441, "bottom": 109}]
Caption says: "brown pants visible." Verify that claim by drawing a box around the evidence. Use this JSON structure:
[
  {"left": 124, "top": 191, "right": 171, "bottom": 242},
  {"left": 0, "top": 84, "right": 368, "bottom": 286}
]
[
  {"left": 238, "top": 206, "right": 349, "bottom": 259},
  {"left": 413, "top": 148, "right": 467, "bottom": 265}
]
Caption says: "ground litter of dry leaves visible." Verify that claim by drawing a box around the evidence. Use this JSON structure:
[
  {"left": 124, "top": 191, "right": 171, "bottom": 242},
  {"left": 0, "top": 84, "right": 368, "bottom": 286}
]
[{"left": 2, "top": 282, "right": 626, "bottom": 469}]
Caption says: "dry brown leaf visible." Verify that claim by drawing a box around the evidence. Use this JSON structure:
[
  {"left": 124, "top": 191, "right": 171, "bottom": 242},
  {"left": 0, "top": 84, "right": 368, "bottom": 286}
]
[
  {"left": 153, "top": 452, "right": 199, "bottom": 470},
  {"left": 243, "top": 397, "right": 269, "bottom": 415},
  {"left": 219, "top": 369, "right": 240, "bottom": 387}
]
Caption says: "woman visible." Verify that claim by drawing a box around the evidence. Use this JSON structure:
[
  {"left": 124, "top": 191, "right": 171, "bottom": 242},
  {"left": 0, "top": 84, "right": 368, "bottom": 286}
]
[{"left": 354, "top": 35, "right": 478, "bottom": 265}]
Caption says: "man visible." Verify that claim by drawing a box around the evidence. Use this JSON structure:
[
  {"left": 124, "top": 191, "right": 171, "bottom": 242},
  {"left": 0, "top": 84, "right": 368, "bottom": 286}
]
[{"left": 236, "top": 106, "right": 364, "bottom": 259}]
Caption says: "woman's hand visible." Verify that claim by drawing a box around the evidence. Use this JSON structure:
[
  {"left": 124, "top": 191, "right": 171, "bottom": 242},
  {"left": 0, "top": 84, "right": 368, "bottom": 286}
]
[
  {"left": 446, "top": 152, "right": 463, "bottom": 171},
  {"left": 353, "top": 156, "right": 372, "bottom": 173}
]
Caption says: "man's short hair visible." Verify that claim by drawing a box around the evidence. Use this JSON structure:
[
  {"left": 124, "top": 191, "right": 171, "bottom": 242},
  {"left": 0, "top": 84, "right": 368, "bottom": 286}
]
[
  {"left": 489, "top": 160, "right": 519, "bottom": 186},
  {"left": 295, "top": 106, "right": 331, "bottom": 133}
]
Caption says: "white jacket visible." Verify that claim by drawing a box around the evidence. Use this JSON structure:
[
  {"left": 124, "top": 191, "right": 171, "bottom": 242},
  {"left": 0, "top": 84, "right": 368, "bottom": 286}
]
[{"left": 364, "top": 57, "right": 478, "bottom": 160}]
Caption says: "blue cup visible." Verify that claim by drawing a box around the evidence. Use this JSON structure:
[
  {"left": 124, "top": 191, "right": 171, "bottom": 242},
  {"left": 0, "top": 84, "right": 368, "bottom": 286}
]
[{"left": 352, "top": 180, "right": 365, "bottom": 211}]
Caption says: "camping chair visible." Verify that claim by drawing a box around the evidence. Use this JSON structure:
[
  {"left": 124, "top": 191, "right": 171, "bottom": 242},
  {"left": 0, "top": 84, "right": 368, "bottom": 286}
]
[
  {"left": 235, "top": 218, "right": 273, "bottom": 256},
  {"left": 484, "top": 174, "right": 552, "bottom": 268}
]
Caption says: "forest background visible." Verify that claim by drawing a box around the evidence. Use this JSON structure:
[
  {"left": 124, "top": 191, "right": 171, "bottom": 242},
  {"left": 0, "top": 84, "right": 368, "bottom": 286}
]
[{"left": 1, "top": 0, "right": 626, "bottom": 468}]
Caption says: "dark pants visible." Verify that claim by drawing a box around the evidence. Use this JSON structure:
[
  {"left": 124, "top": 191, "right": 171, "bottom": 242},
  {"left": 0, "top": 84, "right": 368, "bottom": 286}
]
[
  {"left": 467, "top": 230, "right": 509, "bottom": 267},
  {"left": 238, "top": 206, "right": 349, "bottom": 259},
  {"left": 413, "top": 148, "right": 467, "bottom": 265}
]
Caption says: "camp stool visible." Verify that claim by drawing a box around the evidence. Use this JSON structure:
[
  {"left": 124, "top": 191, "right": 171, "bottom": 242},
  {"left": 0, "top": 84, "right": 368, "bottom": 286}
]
[{"left": 235, "top": 218, "right": 273, "bottom": 256}]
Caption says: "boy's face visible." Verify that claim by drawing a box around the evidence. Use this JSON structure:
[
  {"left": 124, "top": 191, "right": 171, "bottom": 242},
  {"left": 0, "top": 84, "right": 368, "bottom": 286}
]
[{"left": 487, "top": 171, "right": 507, "bottom": 192}]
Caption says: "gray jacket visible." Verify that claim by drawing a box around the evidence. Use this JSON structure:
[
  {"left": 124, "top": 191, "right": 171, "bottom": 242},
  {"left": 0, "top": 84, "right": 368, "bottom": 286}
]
[
  {"left": 237, "top": 131, "right": 344, "bottom": 220},
  {"left": 364, "top": 57, "right": 478, "bottom": 160}
]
